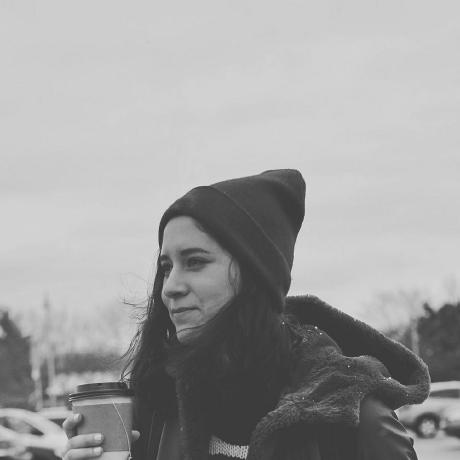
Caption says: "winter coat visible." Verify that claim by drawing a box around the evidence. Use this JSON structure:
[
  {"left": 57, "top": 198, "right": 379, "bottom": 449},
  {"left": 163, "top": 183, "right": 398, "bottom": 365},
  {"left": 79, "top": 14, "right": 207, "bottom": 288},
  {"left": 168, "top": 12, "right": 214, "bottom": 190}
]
[{"left": 132, "top": 295, "right": 430, "bottom": 460}]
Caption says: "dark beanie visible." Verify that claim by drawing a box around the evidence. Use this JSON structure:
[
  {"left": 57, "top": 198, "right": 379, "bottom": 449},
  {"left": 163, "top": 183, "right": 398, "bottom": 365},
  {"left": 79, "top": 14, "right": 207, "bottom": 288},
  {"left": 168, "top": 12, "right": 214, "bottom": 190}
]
[{"left": 158, "top": 169, "right": 306, "bottom": 307}]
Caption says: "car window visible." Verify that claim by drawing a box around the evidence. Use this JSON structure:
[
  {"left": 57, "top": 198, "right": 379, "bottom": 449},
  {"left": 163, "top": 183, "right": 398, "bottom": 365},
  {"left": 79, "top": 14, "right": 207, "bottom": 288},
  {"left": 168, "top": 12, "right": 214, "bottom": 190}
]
[
  {"left": 0, "top": 439, "right": 14, "bottom": 449},
  {"left": 5, "top": 417, "right": 44, "bottom": 436},
  {"left": 430, "top": 389, "right": 460, "bottom": 398}
]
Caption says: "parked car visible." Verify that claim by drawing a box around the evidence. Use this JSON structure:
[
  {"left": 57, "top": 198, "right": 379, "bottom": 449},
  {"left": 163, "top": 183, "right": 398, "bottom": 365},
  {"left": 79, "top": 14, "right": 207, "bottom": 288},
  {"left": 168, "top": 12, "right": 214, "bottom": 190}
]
[
  {"left": 37, "top": 408, "right": 72, "bottom": 429},
  {"left": 443, "top": 405, "right": 460, "bottom": 439},
  {"left": 0, "top": 426, "right": 32, "bottom": 460},
  {"left": 396, "top": 380, "right": 460, "bottom": 438},
  {"left": 0, "top": 409, "right": 67, "bottom": 460}
]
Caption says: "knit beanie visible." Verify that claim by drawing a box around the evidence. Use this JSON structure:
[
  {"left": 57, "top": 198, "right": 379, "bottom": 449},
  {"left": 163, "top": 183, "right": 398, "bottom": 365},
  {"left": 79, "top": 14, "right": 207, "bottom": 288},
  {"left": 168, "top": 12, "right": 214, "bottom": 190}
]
[{"left": 158, "top": 169, "right": 306, "bottom": 308}]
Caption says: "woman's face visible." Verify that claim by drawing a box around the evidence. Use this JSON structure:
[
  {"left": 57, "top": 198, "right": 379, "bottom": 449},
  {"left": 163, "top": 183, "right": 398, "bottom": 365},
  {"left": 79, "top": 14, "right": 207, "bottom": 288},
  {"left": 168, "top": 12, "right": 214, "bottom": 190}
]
[{"left": 160, "top": 216, "right": 241, "bottom": 342}]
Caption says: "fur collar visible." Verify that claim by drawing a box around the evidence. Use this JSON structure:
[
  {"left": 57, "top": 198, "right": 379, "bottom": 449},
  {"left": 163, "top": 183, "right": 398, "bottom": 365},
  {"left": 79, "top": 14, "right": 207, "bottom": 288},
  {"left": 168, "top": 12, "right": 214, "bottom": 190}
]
[{"left": 174, "top": 295, "right": 430, "bottom": 460}]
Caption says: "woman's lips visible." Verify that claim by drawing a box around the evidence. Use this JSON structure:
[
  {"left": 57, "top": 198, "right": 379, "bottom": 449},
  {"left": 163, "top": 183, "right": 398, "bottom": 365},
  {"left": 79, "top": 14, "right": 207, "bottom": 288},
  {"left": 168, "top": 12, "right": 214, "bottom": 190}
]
[
  {"left": 171, "top": 307, "right": 197, "bottom": 315},
  {"left": 171, "top": 307, "right": 199, "bottom": 328}
]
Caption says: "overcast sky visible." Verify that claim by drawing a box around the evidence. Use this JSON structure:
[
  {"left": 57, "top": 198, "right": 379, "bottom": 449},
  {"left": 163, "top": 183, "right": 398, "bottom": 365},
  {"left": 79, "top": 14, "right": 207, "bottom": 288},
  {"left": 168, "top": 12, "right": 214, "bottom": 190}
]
[{"left": 1, "top": 1, "right": 459, "bottom": 323}]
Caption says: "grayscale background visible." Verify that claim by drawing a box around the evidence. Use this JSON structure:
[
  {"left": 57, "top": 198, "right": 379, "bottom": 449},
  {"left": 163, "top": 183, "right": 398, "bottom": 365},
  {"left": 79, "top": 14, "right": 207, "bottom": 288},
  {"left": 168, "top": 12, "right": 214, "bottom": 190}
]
[{"left": 1, "top": 2, "right": 459, "bottom": 457}]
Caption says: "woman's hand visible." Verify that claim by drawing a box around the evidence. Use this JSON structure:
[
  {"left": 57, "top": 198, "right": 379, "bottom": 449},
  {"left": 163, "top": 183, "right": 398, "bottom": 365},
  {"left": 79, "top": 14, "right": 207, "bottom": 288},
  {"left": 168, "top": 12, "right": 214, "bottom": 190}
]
[{"left": 62, "top": 413, "right": 140, "bottom": 460}]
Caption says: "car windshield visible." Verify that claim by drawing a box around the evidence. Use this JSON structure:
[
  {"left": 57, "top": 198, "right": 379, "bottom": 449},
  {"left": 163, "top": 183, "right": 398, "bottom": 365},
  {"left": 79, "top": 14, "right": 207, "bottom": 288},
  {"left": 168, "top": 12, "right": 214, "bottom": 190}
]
[{"left": 430, "top": 389, "right": 460, "bottom": 398}]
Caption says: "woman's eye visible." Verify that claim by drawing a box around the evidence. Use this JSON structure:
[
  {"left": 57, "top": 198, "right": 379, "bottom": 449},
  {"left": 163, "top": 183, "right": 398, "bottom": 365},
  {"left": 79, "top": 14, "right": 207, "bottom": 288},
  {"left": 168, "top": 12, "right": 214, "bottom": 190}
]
[{"left": 186, "top": 258, "right": 207, "bottom": 269}]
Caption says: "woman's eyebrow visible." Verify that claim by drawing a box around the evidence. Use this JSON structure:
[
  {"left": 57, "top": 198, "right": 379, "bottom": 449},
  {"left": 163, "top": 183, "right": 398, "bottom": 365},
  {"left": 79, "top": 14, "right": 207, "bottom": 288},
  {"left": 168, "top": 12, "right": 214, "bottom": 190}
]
[
  {"left": 180, "top": 248, "right": 211, "bottom": 256},
  {"left": 159, "top": 248, "right": 211, "bottom": 260}
]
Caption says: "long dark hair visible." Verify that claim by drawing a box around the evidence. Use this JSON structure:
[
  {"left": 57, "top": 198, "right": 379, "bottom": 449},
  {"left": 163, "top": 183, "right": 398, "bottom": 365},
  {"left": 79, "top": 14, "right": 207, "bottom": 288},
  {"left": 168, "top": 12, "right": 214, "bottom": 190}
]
[{"left": 122, "top": 220, "right": 301, "bottom": 416}]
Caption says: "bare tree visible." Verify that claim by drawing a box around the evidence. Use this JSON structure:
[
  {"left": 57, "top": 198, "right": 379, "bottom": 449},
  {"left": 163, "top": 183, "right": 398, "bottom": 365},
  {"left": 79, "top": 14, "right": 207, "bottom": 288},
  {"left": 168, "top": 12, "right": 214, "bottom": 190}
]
[
  {"left": 443, "top": 275, "right": 460, "bottom": 305},
  {"left": 361, "top": 287, "right": 427, "bottom": 354}
]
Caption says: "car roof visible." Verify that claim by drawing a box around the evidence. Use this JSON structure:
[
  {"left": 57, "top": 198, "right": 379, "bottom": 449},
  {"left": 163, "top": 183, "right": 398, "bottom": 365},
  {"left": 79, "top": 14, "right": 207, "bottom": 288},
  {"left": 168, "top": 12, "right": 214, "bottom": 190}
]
[{"left": 0, "top": 408, "right": 63, "bottom": 434}]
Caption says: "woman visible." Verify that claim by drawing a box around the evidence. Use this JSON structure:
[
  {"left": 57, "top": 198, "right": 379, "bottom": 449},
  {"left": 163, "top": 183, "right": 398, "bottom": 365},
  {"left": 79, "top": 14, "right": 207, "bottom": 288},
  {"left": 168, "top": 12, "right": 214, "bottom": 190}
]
[{"left": 64, "top": 169, "right": 430, "bottom": 459}]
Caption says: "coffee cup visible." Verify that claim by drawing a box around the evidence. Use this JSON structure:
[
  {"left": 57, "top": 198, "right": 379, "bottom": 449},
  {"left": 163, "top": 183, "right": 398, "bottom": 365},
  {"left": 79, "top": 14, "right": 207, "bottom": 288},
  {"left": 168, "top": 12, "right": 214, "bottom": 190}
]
[{"left": 69, "top": 382, "right": 134, "bottom": 460}]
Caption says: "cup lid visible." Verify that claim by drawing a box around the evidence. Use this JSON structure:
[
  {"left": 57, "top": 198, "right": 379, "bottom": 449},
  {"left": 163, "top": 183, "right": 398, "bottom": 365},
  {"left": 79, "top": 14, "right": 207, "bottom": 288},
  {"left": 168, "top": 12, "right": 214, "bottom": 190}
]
[{"left": 69, "top": 381, "right": 133, "bottom": 401}]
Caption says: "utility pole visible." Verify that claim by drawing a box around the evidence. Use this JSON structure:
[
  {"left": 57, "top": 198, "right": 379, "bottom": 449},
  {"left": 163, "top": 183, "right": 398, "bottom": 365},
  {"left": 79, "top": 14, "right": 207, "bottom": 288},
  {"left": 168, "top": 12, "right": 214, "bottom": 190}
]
[
  {"left": 43, "top": 294, "right": 57, "bottom": 407},
  {"left": 30, "top": 337, "right": 43, "bottom": 410}
]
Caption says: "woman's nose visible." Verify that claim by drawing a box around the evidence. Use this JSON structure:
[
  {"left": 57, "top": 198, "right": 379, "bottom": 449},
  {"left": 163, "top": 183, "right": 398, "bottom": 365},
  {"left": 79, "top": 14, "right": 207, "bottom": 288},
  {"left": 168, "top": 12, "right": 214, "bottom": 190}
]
[{"left": 162, "top": 268, "right": 188, "bottom": 298}]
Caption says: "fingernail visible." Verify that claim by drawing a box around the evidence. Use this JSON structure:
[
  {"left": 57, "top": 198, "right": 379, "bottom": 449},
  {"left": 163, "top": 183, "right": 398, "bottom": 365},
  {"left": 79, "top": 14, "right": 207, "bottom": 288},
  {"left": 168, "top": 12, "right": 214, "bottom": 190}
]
[
  {"left": 74, "top": 413, "right": 81, "bottom": 421},
  {"left": 94, "top": 434, "right": 103, "bottom": 442},
  {"left": 93, "top": 447, "right": 103, "bottom": 455}
]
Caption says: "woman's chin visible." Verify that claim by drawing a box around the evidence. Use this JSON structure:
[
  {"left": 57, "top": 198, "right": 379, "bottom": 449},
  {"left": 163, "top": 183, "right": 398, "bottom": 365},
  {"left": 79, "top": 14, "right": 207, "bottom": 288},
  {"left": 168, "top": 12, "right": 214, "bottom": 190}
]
[
  {"left": 175, "top": 326, "right": 199, "bottom": 343},
  {"left": 175, "top": 329, "right": 190, "bottom": 343}
]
